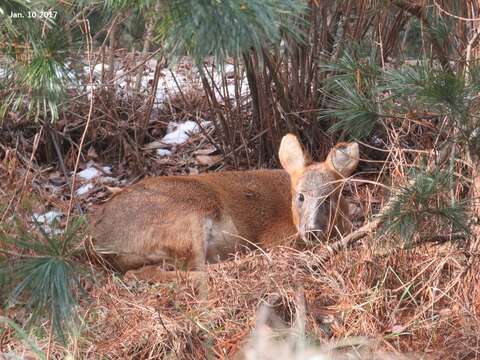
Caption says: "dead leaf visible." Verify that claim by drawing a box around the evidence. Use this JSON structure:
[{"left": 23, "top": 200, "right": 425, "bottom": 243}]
[
  {"left": 87, "top": 146, "right": 99, "bottom": 160},
  {"left": 193, "top": 146, "right": 218, "bottom": 156},
  {"left": 143, "top": 141, "right": 165, "bottom": 150},
  {"left": 195, "top": 154, "right": 222, "bottom": 166}
]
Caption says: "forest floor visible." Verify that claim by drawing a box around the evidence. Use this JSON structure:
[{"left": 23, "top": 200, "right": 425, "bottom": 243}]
[{"left": 0, "top": 58, "right": 479, "bottom": 359}]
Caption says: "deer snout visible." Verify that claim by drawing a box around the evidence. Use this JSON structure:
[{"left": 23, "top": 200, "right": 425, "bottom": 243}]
[{"left": 298, "top": 200, "right": 330, "bottom": 241}]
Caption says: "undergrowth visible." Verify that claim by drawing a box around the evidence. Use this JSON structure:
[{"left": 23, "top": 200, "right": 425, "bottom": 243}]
[{"left": 0, "top": 214, "right": 88, "bottom": 343}]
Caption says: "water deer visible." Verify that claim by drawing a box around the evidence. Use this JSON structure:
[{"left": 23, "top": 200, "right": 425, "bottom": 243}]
[{"left": 90, "top": 134, "right": 359, "bottom": 281}]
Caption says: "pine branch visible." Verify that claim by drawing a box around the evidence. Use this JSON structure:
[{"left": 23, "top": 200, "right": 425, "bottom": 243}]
[{"left": 393, "top": 0, "right": 452, "bottom": 73}]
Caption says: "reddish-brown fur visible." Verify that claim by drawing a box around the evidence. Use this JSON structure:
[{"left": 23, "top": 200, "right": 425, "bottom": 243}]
[
  {"left": 91, "top": 170, "right": 294, "bottom": 272},
  {"left": 90, "top": 134, "right": 359, "bottom": 281}
]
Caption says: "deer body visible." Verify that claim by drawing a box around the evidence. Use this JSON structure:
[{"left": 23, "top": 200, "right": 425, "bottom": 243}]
[
  {"left": 91, "top": 170, "right": 295, "bottom": 272},
  {"left": 91, "top": 135, "right": 359, "bottom": 276}
]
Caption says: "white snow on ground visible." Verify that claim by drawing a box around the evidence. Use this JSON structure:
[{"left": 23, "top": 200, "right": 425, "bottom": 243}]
[
  {"left": 76, "top": 58, "right": 247, "bottom": 161},
  {"left": 223, "top": 63, "right": 235, "bottom": 76},
  {"left": 80, "top": 57, "right": 249, "bottom": 110},
  {"left": 74, "top": 163, "right": 115, "bottom": 195},
  {"left": 114, "top": 58, "right": 247, "bottom": 106},
  {"left": 64, "top": 161, "right": 115, "bottom": 198},
  {"left": 32, "top": 210, "right": 63, "bottom": 236},
  {"left": 39, "top": 224, "right": 64, "bottom": 236},
  {"left": 84, "top": 63, "right": 110, "bottom": 78},
  {"left": 94, "top": 63, "right": 109, "bottom": 77},
  {"left": 161, "top": 120, "right": 201, "bottom": 145},
  {"left": 0, "top": 67, "right": 9, "bottom": 79},
  {"left": 76, "top": 182, "right": 94, "bottom": 196},
  {"left": 77, "top": 167, "right": 102, "bottom": 181},
  {"left": 156, "top": 70, "right": 189, "bottom": 105},
  {"left": 75, "top": 53, "right": 251, "bottom": 108},
  {"left": 86, "top": 84, "right": 96, "bottom": 99},
  {"left": 32, "top": 210, "right": 62, "bottom": 224},
  {"left": 102, "top": 166, "right": 112, "bottom": 174},
  {"left": 77, "top": 165, "right": 112, "bottom": 181},
  {"left": 156, "top": 149, "right": 172, "bottom": 156}
]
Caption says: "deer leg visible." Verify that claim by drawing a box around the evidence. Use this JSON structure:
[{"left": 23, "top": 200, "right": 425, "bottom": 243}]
[
  {"left": 124, "top": 217, "right": 210, "bottom": 299},
  {"left": 124, "top": 266, "right": 205, "bottom": 287}
]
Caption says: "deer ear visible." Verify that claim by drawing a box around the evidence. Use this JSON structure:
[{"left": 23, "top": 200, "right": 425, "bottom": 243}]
[
  {"left": 279, "top": 134, "right": 306, "bottom": 176},
  {"left": 326, "top": 142, "right": 359, "bottom": 177}
]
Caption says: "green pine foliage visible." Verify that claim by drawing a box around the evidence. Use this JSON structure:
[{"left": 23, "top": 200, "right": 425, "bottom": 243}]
[
  {"left": 157, "top": 0, "right": 307, "bottom": 66},
  {"left": 385, "top": 61, "right": 480, "bottom": 142},
  {"left": 319, "top": 46, "right": 382, "bottom": 138},
  {"left": 0, "top": 215, "right": 88, "bottom": 342},
  {"left": 0, "top": 0, "right": 133, "bottom": 122},
  {"left": 380, "top": 168, "right": 469, "bottom": 245},
  {"left": 1, "top": 1, "right": 74, "bottom": 122},
  {"left": 320, "top": 48, "right": 480, "bottom": 141},
  {"left": 320, "top": 47, "right": 477, "bottom": 245}
]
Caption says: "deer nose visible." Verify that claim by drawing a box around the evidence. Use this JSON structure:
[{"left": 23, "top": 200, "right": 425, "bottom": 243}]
[
  {"left": 305, "top": 210, "right": 326, "bottom": 232},
  {"left": 299, "top": 222, "right": 324, "bottom": 240}
]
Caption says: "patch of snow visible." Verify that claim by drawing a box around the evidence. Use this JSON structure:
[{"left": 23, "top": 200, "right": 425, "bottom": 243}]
[
  {"left": 77, "top": 167, "right": 101, "bottom": 181},
  {"left": 86, "top": 84, "right": 96, "bottom": 99},
  {"left": 162, "top": 71, "right": 188, "bottom": 92},
  {"left": 155, "top": 87, "right": 167, "bottom": 104},
  {"left": 161, "top": 120, "right": 201, "bottom": 145},
  {"left": 141, "top": 74, "right": 154, "bottom": 89},
  {"left": 40, "top": 224, "right": 64, "bottom": 236},
  {"left": 32, "top": 210, "right": 62, "bottom": 224},
  {"left": 76, "top": 183, "right": 94, "bottom": 196},
  {"left": 93, "top": 63, "right": 109, "bottom": 77},
  {"left": 102, "top": 166, "right": 112, "bottom": 174},
  {"left": 108, "top": 58, "right": 248, "bottom": 108},
  {"left": 84, "top": 64, "right": 109, "bottom": 77},
  {"left": 145, "top": 59, "right": 157, "bottom": 71},
  {"left": 115, "top": 69, "right": 124, "bottom": 78},
  {"left": 32, "top": 211, "right": 64, "bottom": 236},
  {"left": 0, "top": 67, "right": 8, "bottom": 79},
  {"left": 223, "top": 63, "right": 235, "bottom": 76},
  {"left": 156, "top": 149, "right": 172, "bottom": 157}
]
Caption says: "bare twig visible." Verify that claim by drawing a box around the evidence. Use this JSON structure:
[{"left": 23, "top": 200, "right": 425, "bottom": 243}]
[
  {"left": 65, "top": 17, "right": 94, "bottom": 231},
  {"left": 433, "top": 0, "right": 480, "bottom": 22},
  {"left": 1, "top": 127, "right": 43, "bottom": 222}
]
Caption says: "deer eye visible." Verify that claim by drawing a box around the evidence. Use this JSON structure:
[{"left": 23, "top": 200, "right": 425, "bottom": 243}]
[{"left": 297, "top": 193, "right": 305, "bottom": 204}]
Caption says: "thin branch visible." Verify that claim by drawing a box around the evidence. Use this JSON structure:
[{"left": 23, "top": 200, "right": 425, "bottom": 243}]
[
  {"left": 65, "top": 17, "right": 94, "bottom": 232},
  {"left": 433, "top": 0, "right": 480, "bottom": 22}
]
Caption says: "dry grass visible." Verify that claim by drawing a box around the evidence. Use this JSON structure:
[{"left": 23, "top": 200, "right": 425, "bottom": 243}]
[
  {"left": 2, "top": 239, "right": 472, "bottom": 359},
  {"left": 1, "top": 124, "right": 479, "bottom": 360},
  {"left": 1, "top": 62, "right": 479, "bottom": 359}
]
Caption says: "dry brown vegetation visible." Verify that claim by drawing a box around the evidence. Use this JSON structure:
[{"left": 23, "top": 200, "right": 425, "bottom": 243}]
[
  {"left": 1, "top": 1, "right": 480, "bottom": 359},
  {"left": 83, "top": 244, "right": 477, "bottom": 359},
  {"left": 1, "top": 121, "right": 479, "bottom": 359}
]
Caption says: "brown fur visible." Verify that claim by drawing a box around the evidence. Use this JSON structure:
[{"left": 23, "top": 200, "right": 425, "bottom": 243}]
[
  {"left": 91, "top": 170, "right": 294, "bottom": 272},
  {"left": 90, "top": 135, "right": 359, "bottom": 280}
]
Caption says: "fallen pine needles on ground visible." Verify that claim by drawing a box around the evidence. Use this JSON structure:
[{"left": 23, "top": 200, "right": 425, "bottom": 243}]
[{"left": 3, "top": 239, "right": 471, "bottom": 359}]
